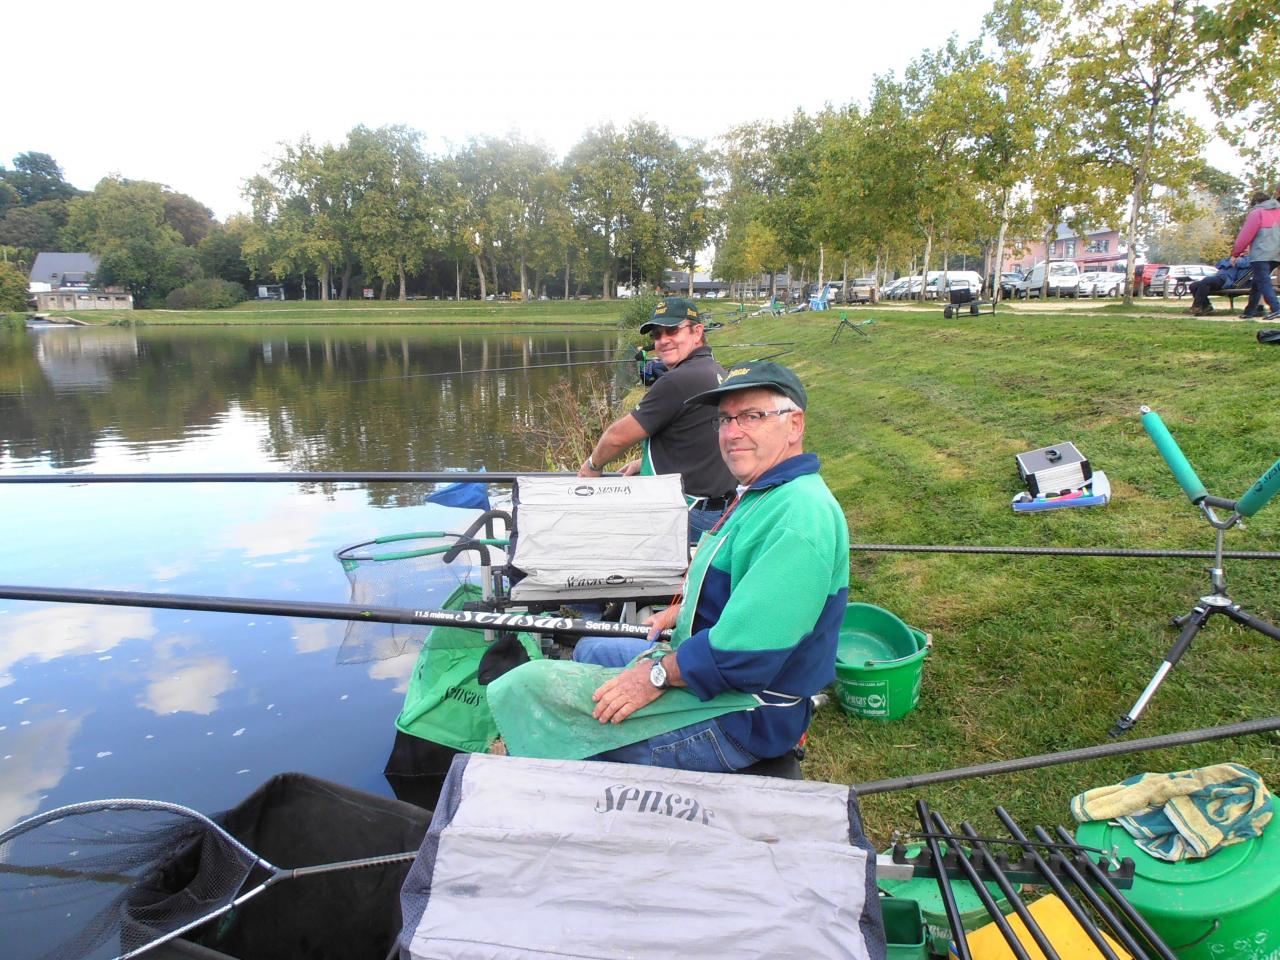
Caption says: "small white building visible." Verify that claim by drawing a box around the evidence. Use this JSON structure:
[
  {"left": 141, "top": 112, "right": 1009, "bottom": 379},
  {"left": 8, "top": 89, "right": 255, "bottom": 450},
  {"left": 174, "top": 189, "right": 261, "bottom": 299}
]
[{"left": 28, "top": 251, "right": 134, "bottom": 311}]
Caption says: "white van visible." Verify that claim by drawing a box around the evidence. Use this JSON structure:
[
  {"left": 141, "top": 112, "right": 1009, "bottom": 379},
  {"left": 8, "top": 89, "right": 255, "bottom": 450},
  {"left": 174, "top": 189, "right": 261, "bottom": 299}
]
[{"left": 1016, "top": 261, "right": 1082, "bottom": 298}]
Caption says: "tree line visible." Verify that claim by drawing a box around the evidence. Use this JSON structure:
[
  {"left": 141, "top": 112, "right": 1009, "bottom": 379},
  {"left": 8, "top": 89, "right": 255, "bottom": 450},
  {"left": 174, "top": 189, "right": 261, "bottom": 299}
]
[{"left": 2, "top": 0, "right": 1276, "bottom": 309}]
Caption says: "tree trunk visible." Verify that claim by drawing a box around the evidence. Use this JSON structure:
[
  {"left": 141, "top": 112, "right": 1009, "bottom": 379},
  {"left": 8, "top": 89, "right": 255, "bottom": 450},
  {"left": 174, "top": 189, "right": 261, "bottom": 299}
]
[
  {"left": 519, "top": 253, "right": 528, "bottom": 300},
  {"left": 564, "top": 250, "right": 570, "bottom": 301},
  {"left": 398, "top": 261, "right": 407, "bottom": 301},
  {"left": 320, "top": 259, "right": 331, "bottom": 302},
  {"left": 918, "top": 232, "right": 933, "bottom": 301},
  {"left": 489, "top": 253, "right": 499, "bottom": 297},
  {"left": 991, "top": 197, "right": 1011, "bottom": 302},
  {"left": 340, "top": 260, "right": 353, "bottom": 300},
  {"left": 473, "top": 253, "right": 487, "bottom": 300},
  {"left": 454, "top": 259, "right": 461, "bottom": 301},
  {"left": 818, "top": 245, "right": 825, "bottom": 288},
  {"left": 301, "top": 271, "right": 307, "bottom": 302},
  {"left": 1124, "top": 92, "right": 1161, "bottom": 305},
  {"left": 687, "top": 255, "right": 695, "bottom": 297},
  {"left": 1041, "top": 223, "right": 1054, "bottom": 298}
]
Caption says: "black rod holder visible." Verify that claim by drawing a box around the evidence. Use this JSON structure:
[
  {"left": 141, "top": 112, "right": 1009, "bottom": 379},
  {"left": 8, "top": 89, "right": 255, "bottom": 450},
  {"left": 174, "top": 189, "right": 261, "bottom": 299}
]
[
  {"left": 994, "top": 809, "right": 1128, "bottom": 960},
  {"left": 1053, "top": 825, "right": 1180, "bottom": 960},
  {"left": 915, "top": 800, "right": 973, "bottom": 960},
  {"left": 931, "top": 811, "right": 1033, "bottom": 960},
  {"left": 959, "top": 820, "right": 1060, "bottom": 960}
]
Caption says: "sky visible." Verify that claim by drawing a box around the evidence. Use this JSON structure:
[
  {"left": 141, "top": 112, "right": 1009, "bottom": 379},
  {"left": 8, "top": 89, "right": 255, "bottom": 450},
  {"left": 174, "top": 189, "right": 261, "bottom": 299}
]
[{"left": 4, "top": 0, "right": 1246, "bottom": 223}]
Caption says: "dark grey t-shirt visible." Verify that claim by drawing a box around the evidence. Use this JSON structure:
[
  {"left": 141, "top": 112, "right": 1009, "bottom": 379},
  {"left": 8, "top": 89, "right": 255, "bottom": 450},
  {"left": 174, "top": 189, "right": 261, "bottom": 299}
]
[{"left": 631, "top": 345, "right": 737, "bottom": 499}]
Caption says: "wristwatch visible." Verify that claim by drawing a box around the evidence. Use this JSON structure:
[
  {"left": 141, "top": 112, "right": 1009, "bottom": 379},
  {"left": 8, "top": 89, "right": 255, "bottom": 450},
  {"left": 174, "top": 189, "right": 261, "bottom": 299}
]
[{"left": 649, "top": 658, "right": 670, "bottom": 690}]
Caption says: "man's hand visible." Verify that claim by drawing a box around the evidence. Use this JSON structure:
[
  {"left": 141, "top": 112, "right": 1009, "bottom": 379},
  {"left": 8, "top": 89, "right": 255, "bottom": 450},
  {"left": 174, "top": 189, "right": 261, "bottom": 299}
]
[
  {"left": 643, "top": 603, "right": 680, "bottom": 641},
  {"left": 620, "top": 458, "right": 642, "bottom": 476},
  {"left": 592, "top": 661, "right": 664, "bottom": 724},
  {"left": 578, "top": 458, "right": 603, "bottom": 478}
]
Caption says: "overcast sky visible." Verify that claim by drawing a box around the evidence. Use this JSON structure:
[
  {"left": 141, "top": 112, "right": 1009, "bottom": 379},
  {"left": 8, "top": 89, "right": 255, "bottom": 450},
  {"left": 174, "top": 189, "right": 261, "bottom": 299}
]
[{"left": 4, "top": 0, "right": 1245, "bottom": 222}]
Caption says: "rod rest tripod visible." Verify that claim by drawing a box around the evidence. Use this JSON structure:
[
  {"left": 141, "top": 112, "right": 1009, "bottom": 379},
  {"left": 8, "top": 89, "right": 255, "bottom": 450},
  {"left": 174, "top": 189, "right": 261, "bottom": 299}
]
[{"left": 1111, "top": 408, "right": 1280, "bottom": 737}]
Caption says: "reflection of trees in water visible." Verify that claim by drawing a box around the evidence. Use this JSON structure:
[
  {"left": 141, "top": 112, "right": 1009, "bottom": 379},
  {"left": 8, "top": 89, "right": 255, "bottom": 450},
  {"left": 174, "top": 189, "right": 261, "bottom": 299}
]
[{"left": 0, "top": 328, "right": 625, "bottom": 485}]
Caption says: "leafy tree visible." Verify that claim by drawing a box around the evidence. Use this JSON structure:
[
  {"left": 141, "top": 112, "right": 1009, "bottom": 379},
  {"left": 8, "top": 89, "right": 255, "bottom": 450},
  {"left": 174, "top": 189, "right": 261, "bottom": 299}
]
[
  {"left": 61, "top": 177, "right": 198, "bottom": 305},
  {"left": 566, "top": 124, "right": 633, "bottom": 298},
  {"left": 0, "top": 199, "right": 72, "bottom": 254},
  {"left": 1199, "top": 0, "right": 1280, "bottom": 188},
  {"left": 164, "top": 278, "right": 247, "bottom": 309},
  {"left": 197, "top": 215, "right": 253, "bottom": 287},
  {"left": 347, "top": 125, "right": 431, "bottom": 300},
  {"left": 244, "top": 137, "right": 359, "bottom": 300},
  {"left": 1056, "top": 0, "right": 1231, "bottom": 302},
  {"left": 0, "top": 261, "right": 27, "bottom": 311},
  {"left": 161, "top": 190, "right": 215, "bottom": 246},
  {"left": 0, "top": 152, "right": 80, "bottom": 207}
]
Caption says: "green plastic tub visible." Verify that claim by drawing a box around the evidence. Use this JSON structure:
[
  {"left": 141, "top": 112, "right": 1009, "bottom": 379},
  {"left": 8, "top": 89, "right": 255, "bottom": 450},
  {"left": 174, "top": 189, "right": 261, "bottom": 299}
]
[
  {"left": 834, "top": 603, "right": 929, "bottom": 721},
  {"left": 1075, "top": 819, "right": 1280, "bottom": 960},
  {"left": 879, "top": 844, "right": 1020, "bottom": 956},
  {"left": 881, "top": 897, "right": 929, "bottom": 960}
]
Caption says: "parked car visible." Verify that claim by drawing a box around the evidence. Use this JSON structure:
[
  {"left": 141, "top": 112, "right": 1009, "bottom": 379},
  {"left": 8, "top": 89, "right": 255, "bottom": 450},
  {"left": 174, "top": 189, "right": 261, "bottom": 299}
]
[
  {"left": 1016, "top": 261, "right": 1083, "bottom": 298},
  {"left": 999, "top": 272, "right": 1024, "bottom": 298},
  {"left": 1133, "top": 263, "right": 1165, "bottom": 295},
  {"left": 1145, "top": 264, "right": 1217, "bottom": 297},
  {"left": 846, "top": 277, "right": 877, "bottom": 302},
  {"left": 1078, "top": 271, "right": 1124, "bottom": 297},
  {"left": 882, "top": 277, "right": 912, "bottom": 299}
]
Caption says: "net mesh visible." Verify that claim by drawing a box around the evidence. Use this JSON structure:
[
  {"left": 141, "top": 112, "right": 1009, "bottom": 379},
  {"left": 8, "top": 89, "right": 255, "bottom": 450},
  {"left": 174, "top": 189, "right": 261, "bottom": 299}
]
[
  {"left": 0, "top": 801, "right": 257, "bottom": 960},
  {"left": 334, "top": 531, "right": 503, "bottom": 664}
]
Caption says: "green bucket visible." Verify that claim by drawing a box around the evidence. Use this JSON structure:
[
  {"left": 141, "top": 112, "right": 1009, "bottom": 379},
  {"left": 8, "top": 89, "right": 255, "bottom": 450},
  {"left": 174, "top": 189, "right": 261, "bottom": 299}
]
[
  {"left": 833, "top": 603, "right": 929, "bottom": 721},
  {"left": 1075, "top": 819, "right": 1280, "bottom": 960},
  {"left": 880, "top": 844, "right": 1020, "bottom": 956},
  {"left": 881, "top": 897, "right": 928, "bottom": 960}
]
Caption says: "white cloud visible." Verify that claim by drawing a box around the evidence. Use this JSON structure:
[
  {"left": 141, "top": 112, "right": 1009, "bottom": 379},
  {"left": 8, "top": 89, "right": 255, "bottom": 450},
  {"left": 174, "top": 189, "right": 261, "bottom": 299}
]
[{"left": 0, "top": 605, "right": 155, "bottom": 686}]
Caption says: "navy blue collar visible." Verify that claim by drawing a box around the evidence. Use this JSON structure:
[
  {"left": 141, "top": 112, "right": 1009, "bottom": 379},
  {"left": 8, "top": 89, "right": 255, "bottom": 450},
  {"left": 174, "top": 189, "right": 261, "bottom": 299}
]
[{"left": 742, "top": 453, "right": 821, "bottom": 493}]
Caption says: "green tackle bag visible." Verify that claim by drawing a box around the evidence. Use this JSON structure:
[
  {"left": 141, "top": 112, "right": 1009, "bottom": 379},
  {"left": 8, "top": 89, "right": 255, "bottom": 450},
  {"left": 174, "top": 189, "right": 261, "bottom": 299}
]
[{"left": 394, "top": 583, "right": 542, "bottom": 754}]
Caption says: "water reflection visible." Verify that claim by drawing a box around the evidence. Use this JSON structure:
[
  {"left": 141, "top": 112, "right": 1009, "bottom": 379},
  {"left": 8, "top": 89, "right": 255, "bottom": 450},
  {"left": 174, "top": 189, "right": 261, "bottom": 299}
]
[
  {"left": 0, "top": 324, "right": 621, "bottom": 827},
  {"left": 0, "top": 605, "right": 156, "bottom": 687}
]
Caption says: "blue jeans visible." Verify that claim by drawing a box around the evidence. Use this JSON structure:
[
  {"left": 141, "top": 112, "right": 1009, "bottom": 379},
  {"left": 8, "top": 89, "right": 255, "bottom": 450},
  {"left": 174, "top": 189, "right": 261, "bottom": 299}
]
[
  {"left": 571, "top": 635, "right": 758, "bottom": 772},
  {"left": 1244, "top": 261, "right": 1279, "bottom": 315},
  {"left": 688, "top": 505, "right": 725, "bottom": 544}
]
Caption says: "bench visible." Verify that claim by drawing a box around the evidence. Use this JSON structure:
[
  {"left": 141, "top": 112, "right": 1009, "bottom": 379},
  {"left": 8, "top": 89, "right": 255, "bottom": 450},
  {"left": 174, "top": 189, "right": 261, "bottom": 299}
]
[
  {"left": 1205, "top": 266, "right": 1278, "bottom": 310},
  {"left": 1211, "top": 286, "right": 1251, "bottom": 309}
]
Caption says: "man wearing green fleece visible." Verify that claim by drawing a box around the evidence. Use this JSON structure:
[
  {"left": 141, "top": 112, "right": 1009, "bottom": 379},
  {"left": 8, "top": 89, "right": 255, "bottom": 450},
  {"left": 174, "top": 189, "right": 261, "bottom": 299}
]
[{"left": 552, "top": 360, "right": 849, "bottom": 773}]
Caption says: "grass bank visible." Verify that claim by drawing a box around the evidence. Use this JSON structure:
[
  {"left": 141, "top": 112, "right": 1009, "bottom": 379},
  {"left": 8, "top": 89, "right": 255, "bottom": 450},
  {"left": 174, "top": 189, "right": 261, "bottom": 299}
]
[
  {"left": 703, "top": 304, "right": 1278, "bottom": 842},
  {"left": 45, "top": 299, "right": 637, "bottom": 327}
]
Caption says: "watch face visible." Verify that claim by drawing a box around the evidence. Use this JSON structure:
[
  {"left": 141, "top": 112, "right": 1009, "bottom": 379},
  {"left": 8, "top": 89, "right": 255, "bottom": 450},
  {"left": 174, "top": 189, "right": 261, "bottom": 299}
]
[{"left": 649, "top": 661, "right": 668, "bottom": 689}]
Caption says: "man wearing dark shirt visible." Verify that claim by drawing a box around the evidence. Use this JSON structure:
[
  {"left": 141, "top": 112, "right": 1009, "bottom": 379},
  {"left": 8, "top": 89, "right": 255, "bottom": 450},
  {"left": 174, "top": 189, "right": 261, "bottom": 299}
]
[{"left": 579, "top": 297, "right": 736, "bottom": 540}]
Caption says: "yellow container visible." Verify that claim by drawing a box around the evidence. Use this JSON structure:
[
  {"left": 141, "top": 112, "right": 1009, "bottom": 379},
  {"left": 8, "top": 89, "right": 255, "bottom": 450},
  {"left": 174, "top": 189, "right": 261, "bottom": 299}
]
[{"left": 949, "top": 895, "right": 1132, "bottom": 960}]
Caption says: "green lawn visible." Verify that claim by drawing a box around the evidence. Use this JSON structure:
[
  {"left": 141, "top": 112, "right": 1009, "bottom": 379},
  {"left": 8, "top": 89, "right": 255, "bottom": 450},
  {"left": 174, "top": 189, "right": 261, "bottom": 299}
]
[
  {"left": 34, "top": 295, "right": 1278, "bottom": 840},
  {"left": 44, "top": 298, "right": 636, "bottom": 327},
  {"left": 731, "top": 303, "right": 1279, "bottom": 843}
]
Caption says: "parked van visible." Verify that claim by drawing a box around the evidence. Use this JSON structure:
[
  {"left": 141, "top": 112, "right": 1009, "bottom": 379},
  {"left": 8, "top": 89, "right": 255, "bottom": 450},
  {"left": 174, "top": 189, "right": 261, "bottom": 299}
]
[{"left": 1016, "top": 261, "right": 1082, "bottom": 298}]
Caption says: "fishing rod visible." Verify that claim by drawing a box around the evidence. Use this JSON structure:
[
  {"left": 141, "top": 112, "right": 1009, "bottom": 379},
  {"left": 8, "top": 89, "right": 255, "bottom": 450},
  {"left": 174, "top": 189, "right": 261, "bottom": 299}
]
[
  {"left": 0, "top": 584, "right": 670, "bottom": 641},
  {"left": 852, "top": 715, "right": 1280, "bottom": 795},
  {"left": 0, "top": 471, "right": 577, "bottom": 484},
  {"left": 850, "top": 543, "right": 1280, "bottom": 560}
]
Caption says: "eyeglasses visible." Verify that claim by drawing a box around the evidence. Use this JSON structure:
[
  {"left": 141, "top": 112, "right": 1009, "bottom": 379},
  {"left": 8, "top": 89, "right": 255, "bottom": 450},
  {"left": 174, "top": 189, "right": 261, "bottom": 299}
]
[
  {"left": 652, "top": 323, "right": 692, "bottom": 340},
  {"left": 714, "top": 408, "right": 798, "bottom": 431}
]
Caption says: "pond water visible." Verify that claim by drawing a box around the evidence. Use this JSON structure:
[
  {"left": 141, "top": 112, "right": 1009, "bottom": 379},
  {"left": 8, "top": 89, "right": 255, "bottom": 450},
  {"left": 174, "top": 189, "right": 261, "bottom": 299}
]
[{"left": 0, "top": 323, "right": 626, "bottom": 831}]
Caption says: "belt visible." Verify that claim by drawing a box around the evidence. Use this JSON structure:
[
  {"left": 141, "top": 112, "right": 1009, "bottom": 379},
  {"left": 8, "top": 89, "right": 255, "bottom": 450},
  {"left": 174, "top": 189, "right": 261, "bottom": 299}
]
[{"left": 694, "top": 494, "right": 735, "bottom": 511}]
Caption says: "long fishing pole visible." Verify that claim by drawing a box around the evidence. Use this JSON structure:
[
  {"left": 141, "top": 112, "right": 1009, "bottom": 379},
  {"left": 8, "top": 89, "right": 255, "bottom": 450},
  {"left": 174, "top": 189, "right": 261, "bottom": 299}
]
[
  {"left": 850, "top": 543, "right": 1280, "bottom": 560},
  {"left": 0, "top": 471, "right": 577, "bottom": 484},
  {"left": 0, "top": 584, "right": 669, "bottom": 641},
  {"left": 852, "top": 716, "right": 1280, "bottom": 795}
]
